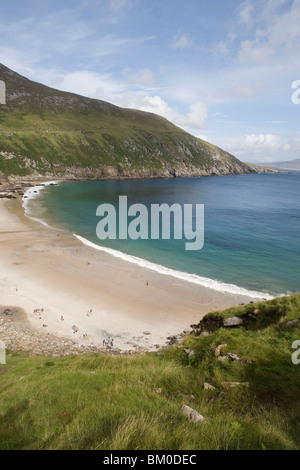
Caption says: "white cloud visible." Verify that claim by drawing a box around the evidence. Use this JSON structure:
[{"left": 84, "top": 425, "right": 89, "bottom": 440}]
[
  {"left": 109, "top": 0, "right": 131, "bottom": 11},
  {"left": 126, "top": 68, "right": 156, "bottom": 87},
  {"left": 172, "top": 33, "right": 194, "bottom": 49},
  {"left": 238, "top": 2, "right": 254, "bottom": 28},
  {"left": 226, "top": 133, "right": 281, "bottom": 156},
  {"left": 237, "top": 0, "right": 300, "bottom": 64},
  {"left": 182, "top": 102, "right": 208, "bottom": 129},
  {"left": 213, "top": 40, "right": 230, "bottom": 56},
  {"left": 287, "top": 131, "right": 300, "bottom": 152},
  {"left": 238, "top": 40, "right": 275, "bottom": 64},
  {"left": 222, "top": 132, "right": 300, "bottom": 162},
  {"left": 231, "top": 84, "right": 256, "bottom": 98}
]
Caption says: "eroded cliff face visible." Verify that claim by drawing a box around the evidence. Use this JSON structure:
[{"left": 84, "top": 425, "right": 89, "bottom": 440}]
[{"left": 0, "top": 152, "right": 256, "bottom": 183}]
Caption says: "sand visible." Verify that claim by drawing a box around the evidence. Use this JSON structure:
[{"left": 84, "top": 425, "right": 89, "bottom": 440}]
[{"left": 0, "top": 191, "right": 265, "bottom": 352}]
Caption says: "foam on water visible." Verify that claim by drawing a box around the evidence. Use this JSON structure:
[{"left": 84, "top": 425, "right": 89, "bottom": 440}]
[
  {"left": 73, "top": 233, "right": 274, "bottom": 300},
  {"left": 22, "top": 181, "right": 60, "bottom": 228}
]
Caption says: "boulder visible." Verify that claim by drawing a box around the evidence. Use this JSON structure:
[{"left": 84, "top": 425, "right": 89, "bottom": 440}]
[
  {"left": 223, "top": 316, "right": 243, "bottom": 327},
  {"left": 182, "top": 405, "right": 205, "bottom": 424},
  {"left": 204, "top": 382, "right": 216, "bottom": 391},
  {"left": 286, "top": 319, "right": 299, "bottom": 327},
  {"left": 226, "top": 353, "right": 241, "bottom": 362},
  {"left": 213, "top": 344, "right": 228, "bottom": 357}
]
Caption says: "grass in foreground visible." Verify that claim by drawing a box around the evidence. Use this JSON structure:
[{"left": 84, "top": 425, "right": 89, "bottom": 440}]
[{"left": 0, "top": 294, "right": 300, "bottom": 450}]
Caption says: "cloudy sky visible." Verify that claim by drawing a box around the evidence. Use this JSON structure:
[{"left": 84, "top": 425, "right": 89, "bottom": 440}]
[{"left": 1, "top": 0, "right": 300, "bottom": 163}]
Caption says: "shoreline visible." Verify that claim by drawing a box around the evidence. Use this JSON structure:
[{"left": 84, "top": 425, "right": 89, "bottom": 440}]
[
  {"left": 23, "top": 179, "right": 274, "bottom": 301},
  {"left": 0, "top": 177, "right": 275, "bottom": 355}
]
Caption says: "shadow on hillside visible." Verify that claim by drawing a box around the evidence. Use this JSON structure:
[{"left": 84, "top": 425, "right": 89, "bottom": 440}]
[{"left": 0, "top": 399, "right": 36, "bottom": 450}]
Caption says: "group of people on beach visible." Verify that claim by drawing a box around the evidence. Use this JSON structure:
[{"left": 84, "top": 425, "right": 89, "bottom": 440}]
[
  {"left": 35, "top": 307, "right": 114, "bottom": 349},
  {"left": 103, "top": 338, "right": 114, "bottom": 349}
]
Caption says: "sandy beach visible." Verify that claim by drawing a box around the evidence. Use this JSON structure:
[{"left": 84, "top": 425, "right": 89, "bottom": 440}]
[{"left": 0, "top": 182, "right": 269, "bottom": 353}]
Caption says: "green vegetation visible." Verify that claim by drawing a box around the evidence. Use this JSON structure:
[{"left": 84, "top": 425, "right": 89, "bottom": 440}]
[
  {"left": 0, "top": 64, "right": 252, "bottom": 177},
  {"left": 0, "top": 294, "right": 299, "bottom": 450}
]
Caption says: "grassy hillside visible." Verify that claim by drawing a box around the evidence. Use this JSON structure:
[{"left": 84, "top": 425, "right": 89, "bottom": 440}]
[
  {"left": 0, "top": 64, "right": 254, "bottom": 179},
  {"left": 0, "top": 294, "right": 299, "bottom": 450}
]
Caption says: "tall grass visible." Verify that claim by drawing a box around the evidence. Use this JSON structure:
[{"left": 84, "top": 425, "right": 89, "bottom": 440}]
[{"left": 0, "top": 295, "right": 300, "bottom": 450}]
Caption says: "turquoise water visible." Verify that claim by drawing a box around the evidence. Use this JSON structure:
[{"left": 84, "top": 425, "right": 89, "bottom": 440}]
[{"left": 32, "top": 173, "right": 300, "bottom": 296}]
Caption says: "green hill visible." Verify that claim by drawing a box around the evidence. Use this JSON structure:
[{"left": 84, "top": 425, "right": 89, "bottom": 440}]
[
  {"left": 0, "top": 64, "right": 255, "bottom": 179},
  {"left": 1, "top": 294, "right": 299, "bottom": 450}
]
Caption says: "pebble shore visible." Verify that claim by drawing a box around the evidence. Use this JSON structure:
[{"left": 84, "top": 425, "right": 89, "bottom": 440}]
[{"left": 0, "top": 306, "right": 146, "bottom": 357}]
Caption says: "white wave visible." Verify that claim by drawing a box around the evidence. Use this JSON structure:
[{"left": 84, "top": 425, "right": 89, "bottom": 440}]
[
  {"left": 22, "top": 181, "right": 60, "bottom": 228},
  {"left": 74, "top": 234, "right": 274, "bottom": 300}
]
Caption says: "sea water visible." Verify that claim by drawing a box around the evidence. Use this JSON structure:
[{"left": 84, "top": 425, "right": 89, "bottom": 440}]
[{"left": 25, "top": 173, "right": 300, "bottom": 298}]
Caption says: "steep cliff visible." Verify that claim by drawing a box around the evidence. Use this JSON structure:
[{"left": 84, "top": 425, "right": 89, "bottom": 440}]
[{"left": 0, "top": 64, "right": 256, "bottom": 180}]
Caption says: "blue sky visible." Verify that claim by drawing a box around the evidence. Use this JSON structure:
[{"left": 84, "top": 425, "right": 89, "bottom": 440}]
[{"left": 0, "top": 0, "right": 300, "bottom": 162}]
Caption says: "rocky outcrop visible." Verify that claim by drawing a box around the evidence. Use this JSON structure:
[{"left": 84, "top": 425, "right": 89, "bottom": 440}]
[{"left": 191, "top": 295, "right": 299, "bottom": 335}]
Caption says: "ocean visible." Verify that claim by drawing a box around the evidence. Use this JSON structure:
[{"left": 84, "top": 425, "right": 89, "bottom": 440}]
[{"left": 24, "top": 172, "right": 300, "bottom": 298}]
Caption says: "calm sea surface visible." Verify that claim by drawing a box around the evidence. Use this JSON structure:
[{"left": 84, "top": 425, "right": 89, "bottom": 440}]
[{"left": 30, "top": 173, "right": 300, "bottom": 297}]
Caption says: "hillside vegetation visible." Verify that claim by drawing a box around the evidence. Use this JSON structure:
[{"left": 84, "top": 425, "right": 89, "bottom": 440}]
[
  {"left": 0, "top": 64, "right": 255, "bottom": 179},
  {"left": 0, "top": 294, "right": 299, "bottom": 450}
]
